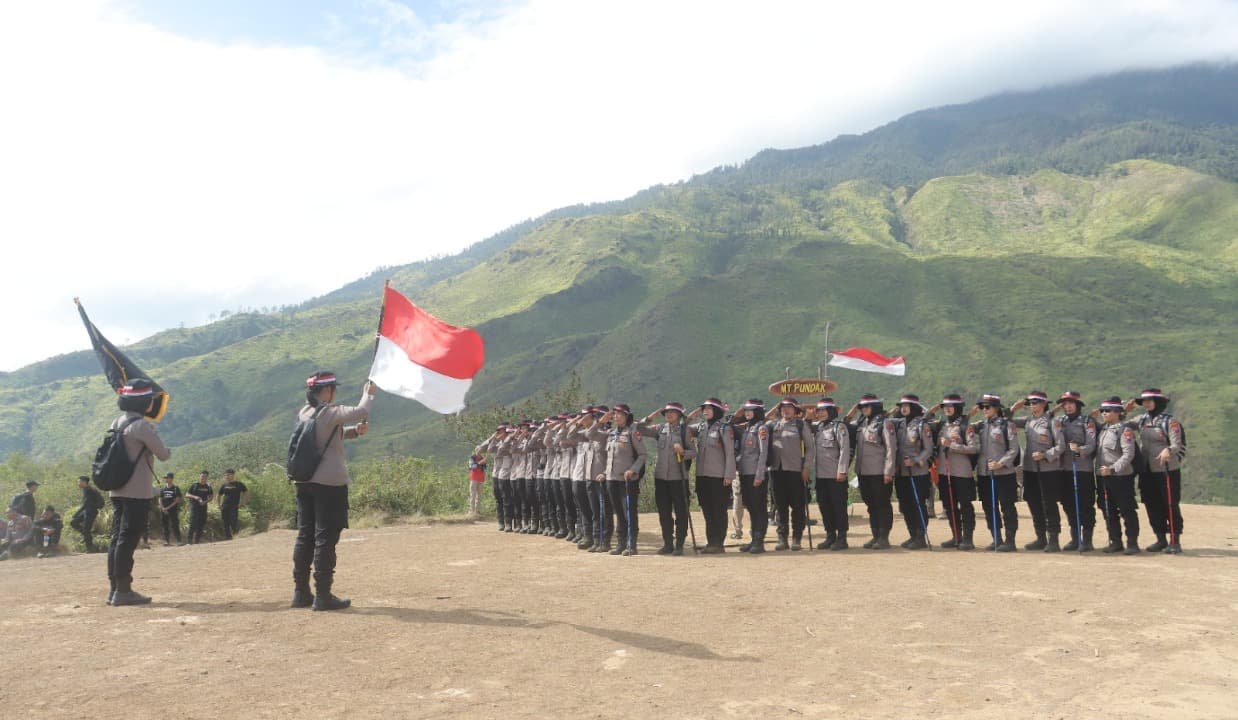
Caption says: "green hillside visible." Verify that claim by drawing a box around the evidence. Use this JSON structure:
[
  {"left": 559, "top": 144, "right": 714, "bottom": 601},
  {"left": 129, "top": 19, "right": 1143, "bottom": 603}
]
[{"left": 2, "top": 66, "right": 1236, "bottom": 504}]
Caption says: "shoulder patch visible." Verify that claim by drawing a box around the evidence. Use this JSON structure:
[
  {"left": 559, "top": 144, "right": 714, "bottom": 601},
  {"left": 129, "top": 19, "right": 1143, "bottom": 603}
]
[
  {"left": 758, "top": 427, "right": 768, "bottom": 438},
  {"left": 1123, "top": 429, "right": 1133, "bottom": 440},
  {"left": 1170, "top": 421, "right": 1180, "bottom": 431}
]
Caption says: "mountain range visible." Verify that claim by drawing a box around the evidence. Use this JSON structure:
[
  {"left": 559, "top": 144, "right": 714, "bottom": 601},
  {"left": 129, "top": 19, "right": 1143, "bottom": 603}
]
[{"left": 3, "top": 64, "right": 1235, "bottom": 502}]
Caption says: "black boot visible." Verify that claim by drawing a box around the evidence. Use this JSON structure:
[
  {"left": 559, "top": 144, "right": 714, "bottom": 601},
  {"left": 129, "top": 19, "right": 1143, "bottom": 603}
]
[
  {"left": 1078, "top": 527, "right": 1095, "bottom": 552},
  {"left": 1165, "top": 540, "right": 1183, "bottom": 554},
  {"left": 818, "top": 532, "right": 836, "bottom": 550},
  {"left": 1024, "top": 532, "right": 1046, "bottom": 551},
  {"left": 1044, "top": 532, "right": 1061, "bottom": 553},
  {"left": 940, "top": 534, "right": 959, "bottom": 549},
  {"left": 1062, "top": 530, "right": 1080, "bottom": 552},
  {"left": 830, "top": 535, "right": 849, "bottom": 551},
  {"left": 958, "top": 532, "right": 975, "bottom": 551},
  {"left": 673, "top": 542, "right": 685, "bottom": 556},
  {"left": 1123, "top": 537, "right": 1141, "bottom": 556},
  {"left": 291, "top": 576, "right": 314, "bottom": 609},
  {"left": 1145, "top": 534, "right": 1167, "bottom": 553},
  {"left": 748, "top": 535, "right": 766, "bottom": 554},
  {"left": 872, "top": 532, "right": 891, "bottom": 550},
  {"left": 906, "top": 534, "right": 928, "bottom": 550},
  {"left": 774, "top": 533, "right": 789, "bottom": 551},
  {"left": 790, "top": 534, "right": 802, "bottom": 551},
  {"left": 312, "top": 574, "right": 350, "bottom": 611},
  {"left": 862, "top": 533, "right": 879, "bottom": 549},
  {"left": 657, "top": 543, "right": 674, "bottom": 555},
  {"left": 1102, "top": 536, "right": 1124, "bottom": 553},
  {"left": 997, "top": 531, "right": 1016, "bottom": 552}
]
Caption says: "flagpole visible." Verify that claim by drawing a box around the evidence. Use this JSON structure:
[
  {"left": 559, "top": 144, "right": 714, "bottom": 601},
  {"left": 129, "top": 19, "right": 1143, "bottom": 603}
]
[
  {"left": 371, "top": 279, "right": 391, "bottom": 363},
  {"left": 823, "top": 321, "right": 831, "bottom": 380}
]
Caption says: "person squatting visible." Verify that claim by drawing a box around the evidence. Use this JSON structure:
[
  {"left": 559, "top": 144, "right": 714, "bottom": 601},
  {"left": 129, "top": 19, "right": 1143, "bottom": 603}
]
[{"left": 473, "top": 388, "right": 1188, "bottom": 557}]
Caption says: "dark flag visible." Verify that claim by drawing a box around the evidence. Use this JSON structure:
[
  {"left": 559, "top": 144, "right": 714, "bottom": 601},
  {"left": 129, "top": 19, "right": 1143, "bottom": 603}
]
[{"left": 74, "top": 298, "right": 169, "bottom": 422}]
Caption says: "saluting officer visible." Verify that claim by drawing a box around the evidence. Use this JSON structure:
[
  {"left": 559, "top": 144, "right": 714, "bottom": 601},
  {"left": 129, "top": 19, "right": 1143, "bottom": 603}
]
[
  {"left": 1127, "top": 388, "right": 1185, "bottom": 554},
  {"left": 931, "top": 394, "right": 979, "bottom": 550},
  {"left": 1009, "top": 391, "right": 1069, "bottom": 552},
  {"left": 583, "top": 406, "right": 616, "bottom": 553},
  {"left": 635, "top": 402, "right": 697, "bottom": 555},
  {"left": 564, "top": 407, "right": 603, "bottom": 550},
  {"left": 974, "top": 394, "right": 1019, "bottom": 552},
  {"left": 736, "top": 400, "right": 770, "bottom": 554},
  {"left": 847, "top": 394, "right": 896, "bottom": 550},
  {"left": 1054, "top": 391, "right": 1098, "bottom": 552},
  {"left": 765, "top": 398, "right": 811, "bottom": 551},
  {"left": 893, "top": 394, "right": 933, "bottom": 550},
  {"left": 477, "top": 427, "right": 509, "bottom": 531},
  {"left": 1096, "top": 396, "right": 1140, "bottom": 555},
  {"left": 598, "top": 404, "right": 646, "bottom": 556},
  {"left": 687, "top": 398, "right": 736, "bottom": 554},
  {"left": 808, "top": 398, "right": 851, "bottom": 551}
]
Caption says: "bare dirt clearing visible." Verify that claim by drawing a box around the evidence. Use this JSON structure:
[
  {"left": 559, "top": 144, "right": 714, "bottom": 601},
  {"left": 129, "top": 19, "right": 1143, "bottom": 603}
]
[{"left": 2, "top": 504, "right": 1236, "bottom": 719}]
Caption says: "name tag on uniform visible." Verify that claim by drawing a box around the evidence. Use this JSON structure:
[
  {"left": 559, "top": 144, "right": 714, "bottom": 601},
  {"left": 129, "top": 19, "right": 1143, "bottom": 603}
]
[
  {"left": 1038, "top": 433, "right": 1049, "bottom": 443},
  {"left": 909, "top": 432, "right": 918, "bottom": 442},
  {"left": 772, "top": 439, "right": 783, "bottom": 449}
]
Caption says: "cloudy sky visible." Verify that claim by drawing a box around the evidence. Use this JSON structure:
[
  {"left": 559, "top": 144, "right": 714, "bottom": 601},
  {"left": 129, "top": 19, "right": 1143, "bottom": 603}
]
[{"left": 1, "top": 0, "right": 1235, "bottom": 371}]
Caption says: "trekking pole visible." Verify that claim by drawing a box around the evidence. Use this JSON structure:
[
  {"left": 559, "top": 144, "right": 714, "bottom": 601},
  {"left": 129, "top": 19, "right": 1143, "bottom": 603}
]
[
  {"left": 944, "top": 447, "right": 960, "bottom": 545},
  {"left": 596, "top": 483, "right": 604, "bottom": 549},
  {"left": 988, "top": 470, "right": 1000, "bottom": 550},
  {"left": 1165, "top": 468, "right": 1178, "bottom": 551},
  {"left": 1070, "top": 457, "right": 1082, "bottom": 550},
  {"left": 908, "top": 473, "right": 931, "bottom": 549},
  {"left": 804, "top": 480, "right": 814, "bottom": 550},
  {"left": 624, "top": 487, "right": 634, "bottom": 555},
  {"left": 678, "top": 451, "right": 699, "bottom": 553}
]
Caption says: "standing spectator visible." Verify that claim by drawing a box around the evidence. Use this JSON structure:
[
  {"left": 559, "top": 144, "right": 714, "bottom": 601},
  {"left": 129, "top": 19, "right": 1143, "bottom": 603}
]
[
  {"left": 158, "top": 472, "right": 184, "bottom": 546},
  {"left": 9, "top": 480, "right": 38, "bottom": 519},
  {"left": 70, "top": 475, "right": 106, "bottom": 553},
  {"left": 1, "top": 507, "right": 34, "bottom": 560},
  {"left": 216, "top": 469, "right": 248, "bottom": 540},
  {"left": 34, "top": 506, "right": 63, "bottom": 558},
  {"left": 106, "top": 378, "right": 171, "bottom": 606},
  {"left": 185, "top": 471, "right": 214, "bottom": 544},
  {"left": 467, "top": 454, "right": 487, "bottom": 519}
]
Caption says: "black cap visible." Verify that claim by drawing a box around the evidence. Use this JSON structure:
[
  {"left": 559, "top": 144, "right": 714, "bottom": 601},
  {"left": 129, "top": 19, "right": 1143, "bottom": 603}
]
[
  {"left": 25, "top": 480, "right": 39, "bottom": 487},
  {"left": 163, "top": 472, "right": 175, "bottom": 479}
]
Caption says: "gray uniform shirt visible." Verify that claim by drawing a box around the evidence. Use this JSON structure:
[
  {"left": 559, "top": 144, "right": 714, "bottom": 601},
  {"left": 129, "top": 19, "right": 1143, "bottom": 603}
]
[
  {"left": 298, "top": 392, "right": 373, "bottom": 487},
  {"left": 977, "top": 417, "right": 1019, "bottom": 477},
  {"left": 692, "top": 420, "right": 736, "bottom": 480},
  {"left": 894, "top": 416, "right": 934, "bottom": 477},
  {"left": 736, "top": 423, "right": 768, "bottom": 481},
  {"left": 935, "top": 417, "right": 978, "bottom": 477},
  {"left": 1097, "top": 422, "right": 1136, "bottom": 476},
  {"left": 1132, "top": 413, "right": 1186, "bottom": 473},
  {"left": 853, "top": 415, "right": 896, "bottom": 477},
  {"left": 809, "top": 419, "right": 851, "bottom": 480},
  {"left": 603, "top": 425, "right": 647, "bottom": 482},
  {"left": 1012, "top": 413, "right": 1066, "bottom": 472},
  {"left": 109, "top": 411, "right": 172, "bottom": 499},
  {"left": 1057, "top": 414, "right": 1098, "bottom": 469},
  {"left": 765, "top": 418, "right": 810, "bottom": 472},
  {"left": 633, "top": 421, "right": 697, "bottom": 481}
]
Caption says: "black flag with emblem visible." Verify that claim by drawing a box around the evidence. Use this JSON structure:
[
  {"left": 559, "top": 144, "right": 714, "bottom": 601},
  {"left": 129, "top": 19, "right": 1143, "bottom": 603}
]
[{"left": 75, "top": 298, "right": 169, "bottom": 421}]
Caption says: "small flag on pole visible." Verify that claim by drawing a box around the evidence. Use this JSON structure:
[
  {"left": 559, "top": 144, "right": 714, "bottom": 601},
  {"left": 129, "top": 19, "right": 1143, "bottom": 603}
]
[
  {"left": 368, "top": 285, "right": 485, "bottom": 414},
  {"left": 827, "top": 347, "right": 906, "bottom": 376},
  {"left": 74, "top": 298, "right": 169, "bottom": 421}
]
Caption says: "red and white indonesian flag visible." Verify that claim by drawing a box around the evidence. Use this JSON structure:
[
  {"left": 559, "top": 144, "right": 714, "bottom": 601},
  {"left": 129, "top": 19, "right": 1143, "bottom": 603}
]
[
  {"left": 827, "top": 347, "right": 906, "bottom": 376},
  {"left": 369, "top": 286, "right": 485, "bottom": 414}
]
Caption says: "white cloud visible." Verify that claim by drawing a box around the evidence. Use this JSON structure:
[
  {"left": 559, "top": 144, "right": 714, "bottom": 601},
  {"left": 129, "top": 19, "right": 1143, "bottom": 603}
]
[{"left": 0, "top": 0, "right": 1235, "bottom": 370}]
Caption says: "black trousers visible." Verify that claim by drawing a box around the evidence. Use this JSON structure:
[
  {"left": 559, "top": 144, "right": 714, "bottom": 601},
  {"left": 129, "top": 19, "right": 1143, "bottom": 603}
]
[
  {"left": 739, "top": 474, "right": 768, "bottom": 541},
  {"left": 72, "top": 507, "right": 99, "bottom": 551},
  {"left": 696, "top": 476, "right": 730, "bottom": 547},
  {"left": 1024, "top": 468, "right": 1065, "bottom": 534},
  {"left": 187, "top": 503, "right": 208, "bottom": 543},
  {"left": 292, "top": 483, "right": 349, "bottom": 592},
  {"left": 221, "top": 504, "right": 240, "bottom": 539},
  {"left": 607, "top": 480, "right": 640, "bottom": 550},
  {"left": 590, "top": 481, "right": 613, "bottom": 543},
  {"left": 572, "top": 480, "right": 593, "bottom": 539},
  {"left": 1060, "top": 465, "right": 1096, "bottom": 534},
  {"left": 895, "top": 474, "right": 932, "bottom": 538},
  {"left": 107, "top": 497, "right": 149, "bottom": 591},
  {"left": 978, "top": 473, "right": 1019, "bottom": 540},
  {"left": 1100, "top": 474, "right": 1139, "bottom": 541},
  {"left": 814, "top": 477, "right": 849, "bottom": 537},
  {"left": 654, "top": 479, "right": 689, "bottom": 547},
  {"left": 523, "top": 478, "right": 539, "bottom": 527},
  {"left": 492, "top": 477, "right": 506, "bottom": 528},
  {"left": 539, "top": 477, "right": 554, "bottom": 530},
  {"left": 770, "top": 470, "right": 806, "bottom": 540},
  {"left": 559, "top": 478, "right": 576, "bottom": 534},
  {"left": 858, "top": 474, "right": 893, "bottom": 537},
  {"left": 501, "top": 478, "right": 519, "bottom": 526},
  {"left": 938, "top": 474, "right": 977, "bottom": 539},
  {"left": 160, "top": 508, "right": 181, "bottom": 543},
  {"left": 1139, "top": 468, "right": 1183, "bottom": 539}
]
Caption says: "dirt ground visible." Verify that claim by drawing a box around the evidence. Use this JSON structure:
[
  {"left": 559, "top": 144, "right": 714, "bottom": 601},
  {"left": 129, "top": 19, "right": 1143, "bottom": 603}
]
[{"left": 2, "top": 502, "right": 1236, "bottom": 719}]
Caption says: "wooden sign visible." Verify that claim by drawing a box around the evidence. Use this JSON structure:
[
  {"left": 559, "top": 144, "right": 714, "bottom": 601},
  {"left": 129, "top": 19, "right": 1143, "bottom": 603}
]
[{"left": 768, "top": 378, "right": 838, "bottom": 397}]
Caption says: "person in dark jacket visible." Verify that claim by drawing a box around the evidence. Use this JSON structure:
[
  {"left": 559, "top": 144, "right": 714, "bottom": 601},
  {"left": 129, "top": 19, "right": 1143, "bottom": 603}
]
[
  {"left": 34, "top": 506, "right": 63, "bottom": 558},
  {"left": 9, "top": 480, "right": 38, "bottom": 520},
  {"left": 185, "top": 471, "right": 214, "bottom": 545},
  {"left": 71, "top": 475, "right": 106, "bottom": 553},
  {"left": 158, "top": 472, "right": 183, "bottom": 546}
]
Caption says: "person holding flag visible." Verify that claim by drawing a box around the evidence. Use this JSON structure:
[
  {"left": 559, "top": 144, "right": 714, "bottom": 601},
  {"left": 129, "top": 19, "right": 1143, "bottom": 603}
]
[{"left": 290, "top": 372, "right": 375, "bottom": 611}]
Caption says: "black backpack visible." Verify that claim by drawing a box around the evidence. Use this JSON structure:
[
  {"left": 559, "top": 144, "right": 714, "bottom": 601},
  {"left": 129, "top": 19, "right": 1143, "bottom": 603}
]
[
  {"left": 91, "top": 417, "right": 147, "bottom": 491},
  {"left": 286, "top": 406, "right": 336, "bottom": 482}
]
